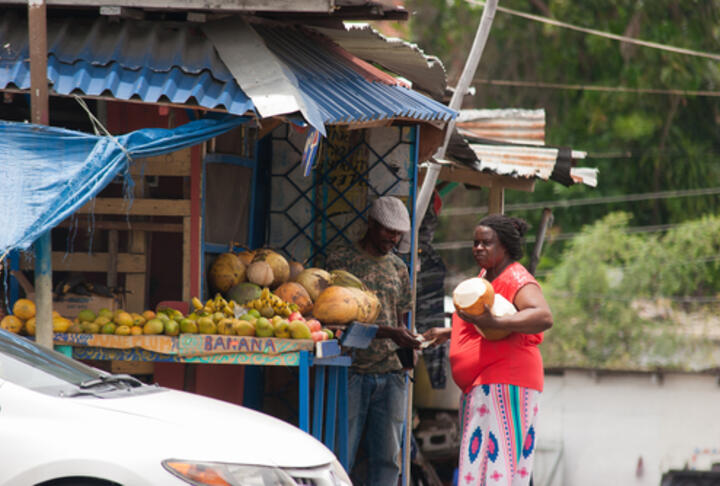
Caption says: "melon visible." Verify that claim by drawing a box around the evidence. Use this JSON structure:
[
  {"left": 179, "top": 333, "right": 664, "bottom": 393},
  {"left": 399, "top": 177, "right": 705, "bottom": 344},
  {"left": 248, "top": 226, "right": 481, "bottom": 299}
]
[
  {"left": 312, "top": 286, "right": 360, "bottom": 324},
  {"left": 295, "top": 268, "right": 332, "bottom": 301},
  {"left": 252, "top": 249, "right": 290, "bottom": 288},
  {"left": 453, "top": 278, "right": 495, "bottom": 315},
  {"left": 274, "top": 282, "right": 313, "bottom": 316},
  {"left": 247, "top": 261, "right": 274, "bottom": 287},
  {"left": 12, "top": 298, "right": 36, "bottom": 320}
]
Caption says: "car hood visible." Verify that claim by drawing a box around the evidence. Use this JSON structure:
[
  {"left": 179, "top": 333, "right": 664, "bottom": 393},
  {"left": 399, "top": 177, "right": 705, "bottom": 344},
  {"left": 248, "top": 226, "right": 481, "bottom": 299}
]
[{"left": 2, "top": 382, "right": 334, "bottom": 469}]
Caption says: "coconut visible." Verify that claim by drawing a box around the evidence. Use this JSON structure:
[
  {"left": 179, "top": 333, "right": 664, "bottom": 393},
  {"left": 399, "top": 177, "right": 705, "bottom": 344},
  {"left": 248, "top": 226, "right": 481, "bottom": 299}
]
[
  {"left": 345, "top": 287, "right": 381, "bottom": 323},
  {"left": 330, "top": 269, "right": 367, "bottom": 290},
  {"left": 453, "top": 277, "right": 495, "bottom": 315},
  {"left": 312, "top": 286, "right": 359, "bottom": 324},
  {"left": 246, "top": 261, "right": 274, "bottom": 287},
  {"left": 289, "top": 261, "right": 305, "bottom": 281},
  {"left": 235, "top": 250, "right": 256, "bottom": 267},
  {"left": 252, "top": 249, "right": 290, "bottom": 288},
  {"left": 209, "top": 253, "right": 246, "bottom": 292},
  {"left": 295, "top": 268, "right": 332, "bottom": 301},
  {"left": 273, "top": 282, "right": 313, "bottom": 315}
]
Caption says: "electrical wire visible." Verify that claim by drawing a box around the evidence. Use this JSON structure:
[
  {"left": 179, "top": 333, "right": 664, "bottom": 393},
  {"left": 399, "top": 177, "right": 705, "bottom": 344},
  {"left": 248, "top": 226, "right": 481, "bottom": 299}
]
[
  {"left": 441, "top": 187, "right": 720, "bottom": 216},
  {"left": 468, "top": 0, "right": 720, "bottom": 62}
]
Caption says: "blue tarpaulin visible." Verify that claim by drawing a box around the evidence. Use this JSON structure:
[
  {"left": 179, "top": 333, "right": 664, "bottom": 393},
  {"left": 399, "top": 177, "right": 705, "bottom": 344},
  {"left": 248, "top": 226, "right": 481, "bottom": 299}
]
[{"left": 0, "top": 115, "right": 247, "bottom": 256}]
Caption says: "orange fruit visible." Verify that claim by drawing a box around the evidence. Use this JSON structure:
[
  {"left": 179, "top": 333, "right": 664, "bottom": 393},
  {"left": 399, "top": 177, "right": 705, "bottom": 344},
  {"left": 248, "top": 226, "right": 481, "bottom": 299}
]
[
  {"left": 1, "top": 315, "right": 23, "bottom": 333},
  {"left": 13, "top": 299, "right": 36, "bottom": 320}
]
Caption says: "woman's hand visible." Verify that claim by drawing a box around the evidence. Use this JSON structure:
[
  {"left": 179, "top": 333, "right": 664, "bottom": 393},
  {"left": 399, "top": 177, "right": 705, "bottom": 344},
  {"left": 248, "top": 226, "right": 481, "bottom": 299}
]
[
  {"left": 456, "top": 308, "right": 502, "bottom": 329},
  {"left": 421, "top": 327, "right": 452, "bottom": 346}
]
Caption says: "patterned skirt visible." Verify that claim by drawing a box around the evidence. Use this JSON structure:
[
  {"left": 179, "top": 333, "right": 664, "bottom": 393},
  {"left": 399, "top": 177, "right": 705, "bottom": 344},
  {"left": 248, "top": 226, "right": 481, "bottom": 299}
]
[{"left": 457, "top": 384, "right": 540, "bottom": 486}]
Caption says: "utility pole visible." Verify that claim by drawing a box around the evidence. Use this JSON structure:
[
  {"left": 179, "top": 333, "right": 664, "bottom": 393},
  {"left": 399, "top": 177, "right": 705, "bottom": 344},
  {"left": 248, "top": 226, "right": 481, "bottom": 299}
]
[{"left": 28, "top": 0, "right": 53, "bottom": 349}]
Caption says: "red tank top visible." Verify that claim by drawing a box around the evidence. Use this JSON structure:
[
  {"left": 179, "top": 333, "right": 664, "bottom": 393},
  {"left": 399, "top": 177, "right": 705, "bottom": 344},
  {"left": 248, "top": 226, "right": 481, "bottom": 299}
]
[{"left": 449, "top": 262, "right": 545, "bottom": 393}]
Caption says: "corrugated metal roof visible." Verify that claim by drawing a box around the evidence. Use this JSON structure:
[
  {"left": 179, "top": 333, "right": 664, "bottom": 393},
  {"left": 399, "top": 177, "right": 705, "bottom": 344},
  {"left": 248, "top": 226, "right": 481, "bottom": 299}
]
[
  {"left": 0, "top": 14, "right": 455, "bottom": 130},
  {"left": 253, "top": 24, "right": 456, "bottom": 125},
  {"left": 314, "top": 23, "right": 447, "bottom": 99},
  {"left": 0, "top": 15, "right": 253, "bottom": 115},
  {"left": 457, "top": 108, "right": 546, "bottom": 145}
]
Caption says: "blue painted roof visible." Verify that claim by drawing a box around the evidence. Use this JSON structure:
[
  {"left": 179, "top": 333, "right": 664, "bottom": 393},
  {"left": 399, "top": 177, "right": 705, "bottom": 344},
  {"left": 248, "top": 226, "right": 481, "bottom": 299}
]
[{"left": 0, "top": 14, "right": 455, "bottom": 126}]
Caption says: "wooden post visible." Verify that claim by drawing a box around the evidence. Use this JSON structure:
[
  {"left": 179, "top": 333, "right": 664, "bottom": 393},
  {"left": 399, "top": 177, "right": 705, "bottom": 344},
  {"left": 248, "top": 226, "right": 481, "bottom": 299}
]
[
  {"left": 488, "top": 185, "right": 505, "bottom": 214},
  {"left": 107, "top": 229, "right": 118, "bottom": 288},
  {"left": 29, "top": 0, "right": 52, "bottom": 349}
]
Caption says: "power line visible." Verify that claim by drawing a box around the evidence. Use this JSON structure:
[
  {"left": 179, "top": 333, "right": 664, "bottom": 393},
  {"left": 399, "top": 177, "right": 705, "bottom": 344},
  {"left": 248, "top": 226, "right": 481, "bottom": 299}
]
[
  {"left": 468, "top": 0, "right": 720, "bottom": 62},
  {"left": 434, "top": 223, "right": 717, "bottom": 250},
  {"left": 476, "top": 78, "right": 720, "bottom": 98},
  {"left": 441, "top": 187, "right": 720, "bottom": 216}
]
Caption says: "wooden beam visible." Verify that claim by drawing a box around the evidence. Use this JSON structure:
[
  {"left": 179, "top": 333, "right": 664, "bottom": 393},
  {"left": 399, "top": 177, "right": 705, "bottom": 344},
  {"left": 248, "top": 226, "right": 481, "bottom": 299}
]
[
  {"left": 487, "top": 186, "right": 504, "bottom": 214},
  {"left": 76, "top": 198, "right": 191, "bottom": 216},
  {"left": 438, "top": 165, "right": 536, "bottom": 192},
  {"left": 1, "top": 0, "right": 335, "bottom": 12},
  {"left": 130, "top": 149, "right": 191, "bottom": 177},
  {"left": 20, "top": 252, "right": 146, "bottom": 273},
  {"left": 57, "top": 220, "right": 183, "bottom": 233}
]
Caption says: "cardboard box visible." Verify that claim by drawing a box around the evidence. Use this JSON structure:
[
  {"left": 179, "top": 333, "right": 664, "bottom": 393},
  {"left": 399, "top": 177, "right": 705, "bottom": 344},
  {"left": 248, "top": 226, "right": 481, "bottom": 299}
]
[{"left": 28, "top": 292, "right": 119, "bottom": 319}]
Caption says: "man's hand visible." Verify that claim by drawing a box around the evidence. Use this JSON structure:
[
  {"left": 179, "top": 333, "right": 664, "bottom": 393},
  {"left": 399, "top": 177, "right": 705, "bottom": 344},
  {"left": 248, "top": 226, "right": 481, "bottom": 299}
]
[
  {"left": 377, "top": 326, "right": 421, "bottom": 348},
  {"left": 421, "top": 327, "right": 451, "bottom": 347}
]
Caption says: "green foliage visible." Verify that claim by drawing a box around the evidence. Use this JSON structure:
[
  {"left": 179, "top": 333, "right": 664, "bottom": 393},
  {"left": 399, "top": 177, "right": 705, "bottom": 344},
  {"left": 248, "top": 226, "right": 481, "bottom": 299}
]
[{"left": 540, "top": 213, "right": 720, "bottom": 369}]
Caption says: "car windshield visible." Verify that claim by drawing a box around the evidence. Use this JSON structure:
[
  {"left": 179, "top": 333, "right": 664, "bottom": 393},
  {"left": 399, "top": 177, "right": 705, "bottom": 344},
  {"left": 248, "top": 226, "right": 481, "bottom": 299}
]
[{"left": 0, "top": 328, "right": 109, "bottom": 395}]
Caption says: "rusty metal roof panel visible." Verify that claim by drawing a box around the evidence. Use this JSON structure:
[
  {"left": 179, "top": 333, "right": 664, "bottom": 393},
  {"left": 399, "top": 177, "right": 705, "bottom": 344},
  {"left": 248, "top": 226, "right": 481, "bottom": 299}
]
[{"left": 457, "top": 108, "right": 546, "bottom": 145}]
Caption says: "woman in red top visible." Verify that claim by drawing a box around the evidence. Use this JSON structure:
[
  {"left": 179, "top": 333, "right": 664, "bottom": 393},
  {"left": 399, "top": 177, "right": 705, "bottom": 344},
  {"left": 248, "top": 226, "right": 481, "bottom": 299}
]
[{"left": 424, "top": 215, "right": 552, "bottom": 486}]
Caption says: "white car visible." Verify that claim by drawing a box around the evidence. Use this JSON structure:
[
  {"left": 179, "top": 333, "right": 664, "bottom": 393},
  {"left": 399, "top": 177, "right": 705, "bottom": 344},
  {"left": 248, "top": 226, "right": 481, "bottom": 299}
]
[{"left": 0, "top": 328, "right": 352, "bottom": 486}]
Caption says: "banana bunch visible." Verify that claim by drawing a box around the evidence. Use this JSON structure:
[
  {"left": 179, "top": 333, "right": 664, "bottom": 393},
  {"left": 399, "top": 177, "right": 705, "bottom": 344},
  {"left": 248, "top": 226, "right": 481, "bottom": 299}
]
[
  {"left": 244, "top": 287, "right": 298, "bottom": 318},
  {"left": 191, "top": 294, "right": 237, "bottom": 317}
]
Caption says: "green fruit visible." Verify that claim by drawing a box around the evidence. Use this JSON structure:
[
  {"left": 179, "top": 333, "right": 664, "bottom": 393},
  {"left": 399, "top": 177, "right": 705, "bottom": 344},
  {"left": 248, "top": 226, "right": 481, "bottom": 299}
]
[
  {"left": 288, "top": 320, "right": 311, "bottom": 339},
  {"left": 255, "top": 317, "right": 274, "bottom": 338},
  {"left": 77, "top": 309, "right": 97, "bottom": 323},
  {"left": 212, "top": 312, "right": 226, "bottom": 323},
  {"left": 98, "top": 308, "right": 114, "bottom": 319},
  {"left": 180, "top": 318, "right": 198, "bottom": 334},
  {"left": 115, "top": 325, "right": 131, "bottom": 336},
  {"left": 248, "top": 309, "right": 261, "bottom": 318},
  {"left": 143, "top": 318, "right": 165, "bottom": 335},
  {"left": 101, "top": 322, "right": 117, "bottom": 335},
  {"left": 197, "top": 317, "right": 217, "bottom": 334},
  {"left": 273, "top": 320, "right": 290, "bottom": 339},
  {"left": 233, "top": 319, "right": 256, "bottom": 337},
  {"left": 156, "top": 312, "right": 171, "bottom": 322},
  {"left": 82, "top": 322, "right": 100, "bottom": 334},
  {"left": 217, "top": 318, "right": 235, "bottom": 335},
  {"left": 94, "top": 316, "right": 111, "bottom": 326},
  {"left": 164, "top": 320, "right": 180, "bottom": 336},
  {"left": 321, "top": 328, "right": 334, "bottom": 340}
]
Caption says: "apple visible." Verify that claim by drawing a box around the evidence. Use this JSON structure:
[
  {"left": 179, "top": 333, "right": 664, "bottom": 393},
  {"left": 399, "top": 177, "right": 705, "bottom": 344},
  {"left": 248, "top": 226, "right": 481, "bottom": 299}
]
[
  {"left": 288, "top": 311, "right": 305, "bottom": 322},
  {"left": 306, "top": 319, "right": 322, "bottom": 332},
  {"left": 311, "top": 331, "right": 327, "bottom": 342}
]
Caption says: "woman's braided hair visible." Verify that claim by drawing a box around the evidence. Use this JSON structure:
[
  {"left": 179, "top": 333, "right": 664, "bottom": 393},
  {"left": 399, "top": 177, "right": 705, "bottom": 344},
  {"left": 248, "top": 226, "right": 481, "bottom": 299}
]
[{"left": 477, "top": 214, "right": 530, "bottom": 261}]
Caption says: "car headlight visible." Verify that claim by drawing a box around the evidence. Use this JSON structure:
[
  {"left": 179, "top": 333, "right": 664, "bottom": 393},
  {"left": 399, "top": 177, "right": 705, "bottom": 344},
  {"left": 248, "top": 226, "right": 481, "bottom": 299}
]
[
  {"left": 162, "top": 459, "right": 352, "bottom": 486},
  {"left": 163, "top": 460, "right": 296, "bottom": 486}
]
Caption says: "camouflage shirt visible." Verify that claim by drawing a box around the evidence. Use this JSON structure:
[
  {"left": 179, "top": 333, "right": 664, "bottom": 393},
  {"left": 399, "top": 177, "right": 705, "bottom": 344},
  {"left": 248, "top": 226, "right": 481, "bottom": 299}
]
[{"left": 326, "top": 241, "right": 412, "bottom": 374}]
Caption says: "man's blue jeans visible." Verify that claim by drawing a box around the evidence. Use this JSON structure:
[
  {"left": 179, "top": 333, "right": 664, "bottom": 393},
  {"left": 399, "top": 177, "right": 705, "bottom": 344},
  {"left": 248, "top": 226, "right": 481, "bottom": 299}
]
[{"left": 348, "top": 371, "right": 408, "bottom": 486}]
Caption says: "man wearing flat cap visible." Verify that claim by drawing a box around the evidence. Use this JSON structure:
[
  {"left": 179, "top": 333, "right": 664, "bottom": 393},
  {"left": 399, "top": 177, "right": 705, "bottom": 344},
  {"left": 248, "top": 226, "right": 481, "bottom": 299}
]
[{"left": 326, "top": 195, "right": 420, "bottom": 486}]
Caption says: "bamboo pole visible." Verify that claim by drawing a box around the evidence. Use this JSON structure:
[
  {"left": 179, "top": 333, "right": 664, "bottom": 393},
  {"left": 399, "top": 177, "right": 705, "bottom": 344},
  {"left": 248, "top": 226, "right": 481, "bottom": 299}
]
[
  {"left": 405, "top": 2, "right": 500, "bottom": 485},
  {"left": 29, "top": 0, "right": 53, "bottom": 349}
]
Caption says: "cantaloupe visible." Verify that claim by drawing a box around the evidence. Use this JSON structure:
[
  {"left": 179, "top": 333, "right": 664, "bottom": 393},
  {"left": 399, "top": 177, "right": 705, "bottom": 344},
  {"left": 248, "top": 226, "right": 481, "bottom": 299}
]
[{"left": 274, "top": 282, "right": 313, "bottom": 316}]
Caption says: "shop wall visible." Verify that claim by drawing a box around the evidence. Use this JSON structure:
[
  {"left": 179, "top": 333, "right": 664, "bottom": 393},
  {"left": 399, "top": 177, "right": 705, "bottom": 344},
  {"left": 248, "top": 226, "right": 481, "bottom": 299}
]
[{"left": 536, "top": 370, "right": 720, "bottom": 486}]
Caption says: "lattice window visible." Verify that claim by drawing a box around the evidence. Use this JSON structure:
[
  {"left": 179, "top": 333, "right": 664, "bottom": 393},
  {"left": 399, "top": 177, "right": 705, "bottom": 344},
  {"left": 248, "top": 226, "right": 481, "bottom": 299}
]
[{"left": 269, "top": 124, "right": 418, "bottom": 266}]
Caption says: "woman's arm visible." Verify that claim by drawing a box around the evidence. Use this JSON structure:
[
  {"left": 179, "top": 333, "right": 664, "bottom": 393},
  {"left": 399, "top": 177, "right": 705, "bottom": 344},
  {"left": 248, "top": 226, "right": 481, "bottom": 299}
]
[{"left": 457, "top": 283, "right": 553, "bottom": 335}]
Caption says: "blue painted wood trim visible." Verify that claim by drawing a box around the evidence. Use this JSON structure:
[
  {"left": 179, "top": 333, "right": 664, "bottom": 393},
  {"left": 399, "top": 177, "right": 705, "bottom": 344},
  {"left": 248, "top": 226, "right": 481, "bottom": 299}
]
[
  {"left": 9, "top": 251, "right": 19, "bottom": 305},
  {"left": 312, "top": 365, "right": 326, "bottom": 441},
  {"left": 337, "top": 366, "right": 349, "bottom": 469},
  {"left": 204, "top": 153, "right": 257, "bottom": 168},
  {"left": 324, "top": 366, "right": 339, "bottom": 451},
  {"left": 298, "top": 350, "right": 311, "bottom": 432}
]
